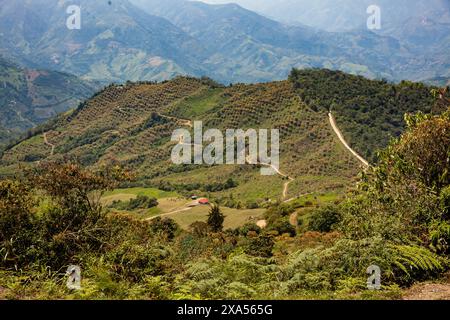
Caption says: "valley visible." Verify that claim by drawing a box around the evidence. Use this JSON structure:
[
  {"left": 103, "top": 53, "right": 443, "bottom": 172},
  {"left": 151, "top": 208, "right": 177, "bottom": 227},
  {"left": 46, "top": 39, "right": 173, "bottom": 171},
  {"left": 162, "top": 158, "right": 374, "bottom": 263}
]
[
  {"left": 0, "top": 56, "right": 100, "bottom": 149},
  {"left": 0, "top": 0, "right": 449, "bottom": 302},
  {"left": 0, "top": 69, "right": 442, "bottom": 232}
]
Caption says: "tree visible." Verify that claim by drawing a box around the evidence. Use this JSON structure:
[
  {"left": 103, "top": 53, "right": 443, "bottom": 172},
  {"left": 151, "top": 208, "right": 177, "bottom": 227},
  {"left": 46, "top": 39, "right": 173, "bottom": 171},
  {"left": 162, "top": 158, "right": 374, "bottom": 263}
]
[
  {"left": 207, "top": 204, "right": 225, "bottom": 232},
  {"left": 339, "top": 106, "right": 450, "bottom": 243}
]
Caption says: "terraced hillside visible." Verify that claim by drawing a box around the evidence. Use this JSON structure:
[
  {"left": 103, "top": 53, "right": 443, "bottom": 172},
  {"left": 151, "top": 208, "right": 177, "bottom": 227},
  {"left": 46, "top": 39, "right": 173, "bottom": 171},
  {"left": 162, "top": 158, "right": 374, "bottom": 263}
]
[{"left": 0, "top": 70, "right": 439, "bottom": 205}]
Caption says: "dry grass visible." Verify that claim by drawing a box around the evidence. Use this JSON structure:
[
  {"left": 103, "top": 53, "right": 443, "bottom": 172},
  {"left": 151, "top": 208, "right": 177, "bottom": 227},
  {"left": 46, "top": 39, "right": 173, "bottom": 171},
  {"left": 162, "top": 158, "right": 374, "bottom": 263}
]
[{"left": 167, "top": 205, "right": 265, "bottom": 230}]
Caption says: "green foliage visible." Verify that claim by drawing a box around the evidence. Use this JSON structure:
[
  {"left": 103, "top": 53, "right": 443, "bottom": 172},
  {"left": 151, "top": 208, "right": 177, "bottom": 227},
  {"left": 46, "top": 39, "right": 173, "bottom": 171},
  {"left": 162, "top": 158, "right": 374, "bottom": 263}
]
[
  {"left": 243, "top": 234, "right": 275, "bottom": 258},
  {"left": 1, "top": 82, "right": 450, "bottom": 300},
  {"left": 0, "top": 180, "right": 36, "bottom": 269},
  {"left": 207, "top": 205, "right": 225, "bottom": 233},
  {"left": 289, "top": 68, "right": 439, "bottom": 162},
  {"left": 110, "top": 195, "right": 158, "bottom": 211},
  {"left": 339, "top": 109, "right": 450, "bottom": 243},
  {"left": 390, "top": 244, "right": 446, "bottom": 283},
  {"left": 264, "top": 203, "right": 295, "bottom": 224},
  {"left": 429, "top": 221, "right": 450, "bottom": 254},
  {"left": 237, "top": 223, "right": 261, "bottom": 236},
  {"left": 308, "top": 205, "right": 342, "bottom": 232},
  {"left": 149, "top": 217, "right": 179, "bottom": 240},
  {"left": 267, "top": 219, "right": 296, "bottom": 237},
  {"left": 0, "top": 162, "right": 130, "bottom": 269}
]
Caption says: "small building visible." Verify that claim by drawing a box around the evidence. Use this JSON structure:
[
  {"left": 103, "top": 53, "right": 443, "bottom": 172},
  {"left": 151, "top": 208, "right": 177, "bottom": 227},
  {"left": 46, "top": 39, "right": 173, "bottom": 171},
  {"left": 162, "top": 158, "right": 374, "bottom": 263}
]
[
  {"left": 198, "top": 198, "right": 209, "bottom": 205},
  {"left": 191, "top": 195, "right": 198, "bottom": 200}
]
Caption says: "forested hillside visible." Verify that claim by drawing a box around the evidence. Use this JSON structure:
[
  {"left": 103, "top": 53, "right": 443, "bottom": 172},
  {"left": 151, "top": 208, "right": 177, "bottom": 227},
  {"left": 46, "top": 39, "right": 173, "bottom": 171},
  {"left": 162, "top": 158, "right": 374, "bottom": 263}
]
[
  {"left": 1, "top": 89, "right": 449, "bottom": 300},
  {"left": 1, "top": 70, "right": 441, "bottom": 203},
  {"left": 289, "top": 69, "right": 442, "bottom": 162}
]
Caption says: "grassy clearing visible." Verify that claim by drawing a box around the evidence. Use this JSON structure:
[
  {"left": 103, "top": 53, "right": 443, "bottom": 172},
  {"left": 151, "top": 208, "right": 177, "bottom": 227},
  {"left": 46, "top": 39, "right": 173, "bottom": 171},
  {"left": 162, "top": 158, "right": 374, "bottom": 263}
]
[
  {"left": 168, "top": 205, "right": 265, "bottom": 230},
  {"left": 102, "top": 188, "right": 184, "bottom": 219},
  {"left": 169, "top": 87, "right": 225, "bottom": 119},
  {"left": 103, "top": 188, "right": 265, "bottom": 229},
  {"left": 157, "top": 165, "right": 285, "bottom": 203}
]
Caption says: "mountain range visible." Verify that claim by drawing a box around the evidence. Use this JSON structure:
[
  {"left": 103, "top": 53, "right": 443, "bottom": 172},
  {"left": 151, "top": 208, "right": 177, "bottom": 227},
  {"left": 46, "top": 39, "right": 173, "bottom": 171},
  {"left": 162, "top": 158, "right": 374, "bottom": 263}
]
[
  {"left": 0, "top": 56, "right": 99, "bottom": 148},
  {"left": 0, "top": 0, "right": 448, "bottom": 84},
  {"left": 200, "top": 0, "right": 450, "bottom": 32}
]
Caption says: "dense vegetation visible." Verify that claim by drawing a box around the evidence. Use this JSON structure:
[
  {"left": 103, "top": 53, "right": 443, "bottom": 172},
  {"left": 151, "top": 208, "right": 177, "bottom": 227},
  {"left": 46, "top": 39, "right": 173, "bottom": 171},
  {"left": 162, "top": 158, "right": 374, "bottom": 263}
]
[
  {"left": 110, "top": 195, "right": 159, "bottom": 211},
  {"left": 1, "top": 93, "right": 449, "bottom": 298},
  {"left": 4, "top": 70, "right": 438, "bottom": 204},
  {"left": 0, "top": 74, "right": 364, "bottom": 203},
  {"left": 289, "top": 68, "right": 442, "bottom": 162}
]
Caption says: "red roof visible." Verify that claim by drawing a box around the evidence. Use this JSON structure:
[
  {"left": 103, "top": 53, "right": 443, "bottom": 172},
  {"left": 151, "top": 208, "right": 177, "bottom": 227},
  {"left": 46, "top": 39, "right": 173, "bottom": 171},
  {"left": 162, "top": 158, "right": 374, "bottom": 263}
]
[{"left": 198, "top": 198, "right": 209, "bottom": 204}]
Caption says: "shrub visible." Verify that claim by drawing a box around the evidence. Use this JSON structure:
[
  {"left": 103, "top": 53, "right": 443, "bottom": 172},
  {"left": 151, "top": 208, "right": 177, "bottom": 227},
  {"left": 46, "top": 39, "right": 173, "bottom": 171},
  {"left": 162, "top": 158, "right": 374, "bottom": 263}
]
[
  {"left": 267, "top": 219, "right": 296, "bottom": 237},
  {"left": 308, "top": 205, "right": 342, "bottom": 232},
  {"left": 0, "top": 180, "right": 37, "bottom": 268},
  {"left": 189, "top": 221, "right": 209, "bottom": 237},
  {"left": 244, "top": 234, "right": 274, "bottom": 258},
  {"left": 238, "top": 223, "right": 261, "bottom": 236},
  {"left": 149, "top": 217, "right": 179, "bottom": 240}
]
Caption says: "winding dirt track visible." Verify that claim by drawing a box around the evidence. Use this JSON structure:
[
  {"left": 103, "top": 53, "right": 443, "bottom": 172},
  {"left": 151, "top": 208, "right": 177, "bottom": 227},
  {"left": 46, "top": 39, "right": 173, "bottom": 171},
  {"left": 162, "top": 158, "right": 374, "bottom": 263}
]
[
  {"left": 43, "top": 132, "right": 55, "bottom": 156},
  {"left": 145, "top": 206, "right": 194, "bottom": 221},
  {"left": 245, "top": 155, "right": 294, "bottom": 201},
  {"left": 328, "top": 112, "right": 369, "bottom": 167},
  {"left": 131, "top": 111, "right": 371, "bottom": 224},
  {"left": 157, "top": 113, "right": 192, "bottom": 127}
]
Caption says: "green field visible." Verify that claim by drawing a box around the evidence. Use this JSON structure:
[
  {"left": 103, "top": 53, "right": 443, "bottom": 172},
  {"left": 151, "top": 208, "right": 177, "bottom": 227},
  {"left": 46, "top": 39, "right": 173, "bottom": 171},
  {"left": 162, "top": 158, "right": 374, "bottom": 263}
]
[
  {"left": 168, "top": 87, "right": 225, "bottom": 119},
  {"left": 103, "top": 187, "right": 178, "bottom": 199},
  {"left": 102, "top": 187, "right": 265, "bottom": 229}
]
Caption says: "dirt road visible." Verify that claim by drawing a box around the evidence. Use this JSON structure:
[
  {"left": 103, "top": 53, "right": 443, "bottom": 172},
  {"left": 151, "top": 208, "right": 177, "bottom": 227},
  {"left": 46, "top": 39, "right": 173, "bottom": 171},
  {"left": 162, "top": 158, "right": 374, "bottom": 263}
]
[
  {"left": 157, "top": 113, "right": 192, "bottom": 127},
  {"left": 43, "top": 132, "right": 55, "bottom": 156},
  {"left": 145, "top": 206, "right": 194, "bottom": 221},
  {"left": 328, "top": 112, "right": 369, "bottom": 167}
]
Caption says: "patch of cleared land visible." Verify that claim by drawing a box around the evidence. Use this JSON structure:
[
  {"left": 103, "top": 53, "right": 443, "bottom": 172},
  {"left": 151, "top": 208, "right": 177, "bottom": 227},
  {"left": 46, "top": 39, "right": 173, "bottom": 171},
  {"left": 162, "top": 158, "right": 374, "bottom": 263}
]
[
  {"left": 168, "top": 205, "right": 265, "bottom": 230},
  {"left": 102, "top": 187, "right": 265, "bottom": 229}
]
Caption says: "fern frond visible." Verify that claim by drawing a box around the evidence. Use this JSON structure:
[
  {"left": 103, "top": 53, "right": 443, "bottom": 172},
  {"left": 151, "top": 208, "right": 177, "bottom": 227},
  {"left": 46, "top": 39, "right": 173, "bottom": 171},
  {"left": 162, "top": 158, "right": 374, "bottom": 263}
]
[{"left": 389, "top": 244, "right": 446, "bottom": 278}]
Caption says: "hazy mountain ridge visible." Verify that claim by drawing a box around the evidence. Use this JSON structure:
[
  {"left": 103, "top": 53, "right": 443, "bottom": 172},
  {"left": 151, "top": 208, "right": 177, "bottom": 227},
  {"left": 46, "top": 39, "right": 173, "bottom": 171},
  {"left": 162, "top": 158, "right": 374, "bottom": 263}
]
[
  {"left": 0, "top": 56, "right": 99, "bottom": 148},
  {"left": 200, "top": 0, "right": 450, "bottom": 32},
  {"left": 0, "top": 0, "right": 447, "bottom": 83},
  {"left": 131, "top": 0, "right": 450, "bottom": 82},
  {"left": 0, "top": 0, "right": 207, "bottom": 82}
]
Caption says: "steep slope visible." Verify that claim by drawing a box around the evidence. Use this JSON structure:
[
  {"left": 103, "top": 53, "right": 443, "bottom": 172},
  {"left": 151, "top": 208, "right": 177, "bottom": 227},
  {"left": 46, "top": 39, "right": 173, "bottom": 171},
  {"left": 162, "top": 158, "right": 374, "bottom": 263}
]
[
  {"left": 0, "top": 126, "right": 12, "bottom": 150},
  {"left": 0, "top": 70, "right": 439, "bottom": 203},
  {"left": 0, "top": 0, "right": 206, "bottom": 82},
  {"left": 0, "top": 56, "right": 99, "bottom": 147},
  {"left": 131, "top": 0, "right": 411, "bottom": 82},
  {"left": 0, "top": 0, "right": 446, "bottom": 83},
  {"left": 289, "top": 69, "right": 441, "bottom": 162},
  {"left": 0, "top": 76, "right": 362, "bottom": 202}
]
